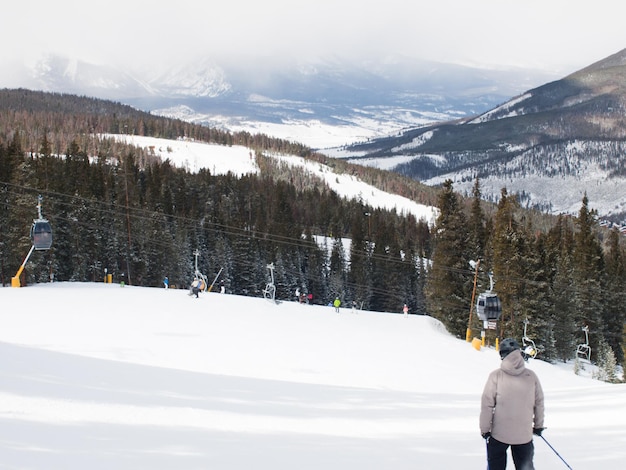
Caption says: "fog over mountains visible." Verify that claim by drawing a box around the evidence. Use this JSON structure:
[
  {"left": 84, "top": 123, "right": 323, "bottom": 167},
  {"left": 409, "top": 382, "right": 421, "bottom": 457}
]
[
  {"left": 3, "top": 53, "right": 556, "bottom": 148},
  {"left": 3, "top": 51, "right": 625, "bottom": 220}
]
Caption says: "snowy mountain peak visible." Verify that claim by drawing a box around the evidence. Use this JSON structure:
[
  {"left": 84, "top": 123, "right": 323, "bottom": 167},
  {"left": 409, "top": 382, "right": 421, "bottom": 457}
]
[
  {"left": 17, "top": 54, "right": 155, "bottom": 99},
  {"left": 150, "top": 60, "right": 232, "bottom": 98}
]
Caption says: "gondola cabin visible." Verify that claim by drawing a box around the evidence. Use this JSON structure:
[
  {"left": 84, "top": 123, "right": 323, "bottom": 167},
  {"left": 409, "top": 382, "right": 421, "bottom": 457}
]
[
  {"left": 31, "top": 219, "right": 53, "bottom": 250},
  {"left": 476, "top": 292, "right": 502, "bottom": 321}
]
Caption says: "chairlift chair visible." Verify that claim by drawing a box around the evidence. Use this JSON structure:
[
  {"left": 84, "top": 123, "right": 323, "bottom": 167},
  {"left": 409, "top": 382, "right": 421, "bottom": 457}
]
[
  {"left": 576, "top": 326, "right": 592, "bottom": 362},
  {"left": 263, "top": 283, "right": 276, "bottom": 302},
  {"left": 192, "top": 249, "right": 208, "bottom": 291},
  {"left": 263, "top": 263, "right": 276, "bottom": 302},
  {"left": 522, "top": 318, "right": 538, "bottom": 359}
]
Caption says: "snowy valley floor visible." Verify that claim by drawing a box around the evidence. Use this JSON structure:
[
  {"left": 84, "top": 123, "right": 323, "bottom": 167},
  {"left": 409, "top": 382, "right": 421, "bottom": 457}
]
[{"left": 0, "top": 283, "right": 624, "bottom": 469}]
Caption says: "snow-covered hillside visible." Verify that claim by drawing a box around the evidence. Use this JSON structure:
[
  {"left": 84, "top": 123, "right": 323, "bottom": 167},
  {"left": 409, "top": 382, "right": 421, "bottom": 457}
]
[
  {"left": 426, "top": 166, "right": 626, "bottom": 216},
  {"left": 154, "top": 104, "right": 419, "bottom": 150},
  {"left": 112, "top": 134, "right": 438, "bottom": 224},
  {"left": 0, "top": 283, "right": 623, "bottom": 469},
  {"left": 340, "top": 149, "right": 626, "bottom": 219}
]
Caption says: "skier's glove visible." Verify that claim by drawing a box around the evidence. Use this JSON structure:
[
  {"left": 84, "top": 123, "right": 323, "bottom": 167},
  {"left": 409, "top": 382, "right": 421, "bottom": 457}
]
[
  {"left": 533, "top": 428, "right": 544, "bottom": 436},
  {"left": 481, "top": 432, "right": 491, "bottom": 441}
]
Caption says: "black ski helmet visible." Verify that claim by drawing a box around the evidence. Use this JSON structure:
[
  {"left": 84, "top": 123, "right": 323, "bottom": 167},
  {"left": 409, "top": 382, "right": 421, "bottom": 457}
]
[{"left": 499, "top": 338, "right": 520, "bottom": 359}]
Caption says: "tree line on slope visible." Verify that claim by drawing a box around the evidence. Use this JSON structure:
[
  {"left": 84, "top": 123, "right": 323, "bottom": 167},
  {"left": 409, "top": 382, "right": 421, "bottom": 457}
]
[
  {"left": 2, "top": 135, "right": 624, "bottom": 370},
  {"left": 0, "top": 88, "right": 440, "bottom": 208},
  {"left": 0, "top": 89, "right": 310, "bottom": 157},
  {"left": 0, "top": 135, "right": 432, "bottom": 318},
  {"left": 426, "top": 179, "right": 625, "bottom": 371}
]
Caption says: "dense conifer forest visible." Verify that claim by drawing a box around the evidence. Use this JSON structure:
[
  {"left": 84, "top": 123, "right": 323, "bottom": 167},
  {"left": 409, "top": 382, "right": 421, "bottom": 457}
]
[{"left": 1, "top": 89, "right": 624, "bottom": 372}]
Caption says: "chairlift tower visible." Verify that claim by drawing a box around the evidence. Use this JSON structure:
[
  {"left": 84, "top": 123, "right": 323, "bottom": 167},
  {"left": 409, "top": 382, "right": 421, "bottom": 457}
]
[
  {"left": 466, "top": 260, "right": 481, "bottom": 342},
  {"left": 522, "top": 318, "right": 538, "bottom": 359}
]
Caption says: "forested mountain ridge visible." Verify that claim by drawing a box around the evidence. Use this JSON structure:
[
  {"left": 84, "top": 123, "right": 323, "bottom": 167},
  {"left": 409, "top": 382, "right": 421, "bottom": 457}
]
[
  {"left": 0, "top": 88, "right": 441, "bottom": 206},
  {"left": 342, "top": 49, "right": 626, "bottom": 219},
  {"left": 1, "top": 89, "right": 624, "bottom": 370},
  {"left": 0, "top": 87, "right": 438, "bottom": 306},
  {"left": 0, "top": 88, "right": 308, "bottom": 153}
]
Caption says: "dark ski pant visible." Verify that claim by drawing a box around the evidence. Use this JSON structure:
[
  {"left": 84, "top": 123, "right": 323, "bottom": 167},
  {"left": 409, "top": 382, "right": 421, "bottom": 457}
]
[{"left": 487, "top": 437, "right": 534, "bottom": 470}]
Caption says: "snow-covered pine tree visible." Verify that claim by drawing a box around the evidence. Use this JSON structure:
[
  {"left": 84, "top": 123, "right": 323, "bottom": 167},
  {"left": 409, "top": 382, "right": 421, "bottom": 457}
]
[{"left": 593, "top": 338, "right": 619, "bottom": 383}]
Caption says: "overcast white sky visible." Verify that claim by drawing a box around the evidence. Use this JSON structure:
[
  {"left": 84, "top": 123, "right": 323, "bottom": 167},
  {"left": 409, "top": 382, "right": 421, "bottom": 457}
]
[{"left": 3, "top": 0, "right": 625, "bottom": 74}]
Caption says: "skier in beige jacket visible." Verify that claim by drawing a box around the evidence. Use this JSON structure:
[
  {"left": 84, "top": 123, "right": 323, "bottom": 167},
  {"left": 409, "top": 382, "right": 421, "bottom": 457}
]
[{"left": 480, "top": 338, "right": 545, "bottom": 470}]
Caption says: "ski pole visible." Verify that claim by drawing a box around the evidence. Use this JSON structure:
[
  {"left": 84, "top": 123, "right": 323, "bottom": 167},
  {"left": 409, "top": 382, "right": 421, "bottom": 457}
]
[{"left": 539, "top": 435, "right": 573, "bottom": 469}]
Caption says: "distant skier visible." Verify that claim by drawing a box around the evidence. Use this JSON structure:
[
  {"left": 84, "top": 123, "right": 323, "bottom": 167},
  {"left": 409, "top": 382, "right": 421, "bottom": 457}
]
[
  {"left": 163, "top": 276, "right": 169, "bottom": 289},
  {"left": 352, "top": 300, "right": 358, "bottom": 314},
  {"left": 189, "top": 279, "right": 202, "bottom": 298},
  {"left": 295, "top": 287, "right": 301, "bottom": 302},
  {"left": 403, "top": 303, "right": 408, "bottom": 318},
  {"left": 480, "top": 338, "right": 545, "bottom": 470},
  {"left": 220, "top": 280, "right": 226, "bottom": 294},
  {"left": 333, "top": 297, "right": 341, "bottom": 313}
]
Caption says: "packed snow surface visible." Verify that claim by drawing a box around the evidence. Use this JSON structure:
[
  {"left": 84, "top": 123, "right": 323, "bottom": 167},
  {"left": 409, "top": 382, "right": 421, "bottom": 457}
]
[{"left": 1, "top": 283, "right": 624, "bottom": 469}]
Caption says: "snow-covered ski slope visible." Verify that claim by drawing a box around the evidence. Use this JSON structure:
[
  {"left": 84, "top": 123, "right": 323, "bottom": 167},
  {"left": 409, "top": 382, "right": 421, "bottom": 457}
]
[
  {"left": 1, "top": 283, "right": 624, "bottom": 469},
  {"left": 110, "top": 134, "right": 438, "bottom": 224}
]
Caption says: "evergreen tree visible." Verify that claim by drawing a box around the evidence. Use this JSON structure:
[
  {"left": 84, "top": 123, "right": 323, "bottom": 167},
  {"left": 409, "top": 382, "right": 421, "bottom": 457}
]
[
  {"left": 0, "top": 140, "right": 20, "bottom": 284},
  {"left": 593, "top": 338, "right": 619, "bottom": 383},
  {"left": 414, "top": 256, "right": 428, "bottom": 315},
  {"left": 467, "top": 177, "right": 486, "bottom": 262},
  {"left": 328, "top": 223, "right": 347, "bottom": 300},
  {"left": 381, "top": 216, "right": 407, "bottom": 311},
  {"left": 603, "top": 228, "right": 626, "bottom": 365},
  {"left": 397, "top": 214, "right": 422, "bottom": 315},
  {"left": 522, "top": 232, "right": 555, "bottom": 360},
  {"left": 302, "top": 231, "right": 326, "bottom": 305},
  {"left": 492, "top": 188, "right": 525, "bottom": 340},
  {"left": 572, "top": 194, "right": 604, "bottom": 359},
  {"left": 548, "top": 217, "right": 578, "bottom": 362},
  {"left": 425, "top": 180, "right": 470, "bottom": 337},
  {"left": 6, "top": 160, "right": 40, "bottom": 284},
  {"left": 347, "top": 208, "right": 372, "bottom": 308}
]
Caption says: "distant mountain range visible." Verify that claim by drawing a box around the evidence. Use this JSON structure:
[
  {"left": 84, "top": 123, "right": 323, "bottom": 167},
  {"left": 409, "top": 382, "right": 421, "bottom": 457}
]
[
  {"left": 334, "top": 49, "right": 626, "bottom": 220},
  {"left": 1, "top": 53, "right": 554, "bottom": 148}
]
